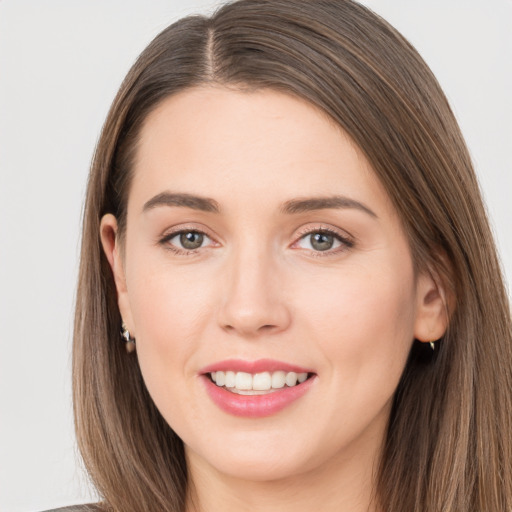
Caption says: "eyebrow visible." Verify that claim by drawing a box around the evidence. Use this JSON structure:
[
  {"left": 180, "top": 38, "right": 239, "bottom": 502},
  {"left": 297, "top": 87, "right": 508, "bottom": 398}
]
[
  {"left": 142, "top": 192, "right": 220, "bottom": 213},
  {"left": 142, "top": 191, "right": 377, "bottom": 218},
  {"left": 281, "top": 196, "right": 377, "bottom": 218}
]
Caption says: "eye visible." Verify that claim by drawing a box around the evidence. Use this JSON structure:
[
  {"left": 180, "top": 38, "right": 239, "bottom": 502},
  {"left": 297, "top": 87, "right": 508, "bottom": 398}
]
[
  {"left": 176, "top": 231, "right": 205, "bottom": 250},
  {"left": 295, "top": 229, "right": 353, "bottom": 253},
  {"left": 161, "top": 229, "right": 214, "bottom": 252}
]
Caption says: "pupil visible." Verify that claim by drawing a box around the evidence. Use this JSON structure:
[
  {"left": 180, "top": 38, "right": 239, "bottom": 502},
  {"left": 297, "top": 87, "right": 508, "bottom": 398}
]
[
  {"left": 311, "top": 232, "right": 333, "bottom": 251},
  {"left": 180, "top": 232, "right": 203, "bottom": 249}
]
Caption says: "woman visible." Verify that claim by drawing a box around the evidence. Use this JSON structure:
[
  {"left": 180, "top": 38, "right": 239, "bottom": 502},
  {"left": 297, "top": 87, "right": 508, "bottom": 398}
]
[{"left": 65, "top": 0, "right": 512, "bottom": 511}]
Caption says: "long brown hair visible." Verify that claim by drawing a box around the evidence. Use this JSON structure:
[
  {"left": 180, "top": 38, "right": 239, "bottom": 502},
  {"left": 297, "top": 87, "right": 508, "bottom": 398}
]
[{"left": 73, "top": 1, "right": 512, "bottom": 510}]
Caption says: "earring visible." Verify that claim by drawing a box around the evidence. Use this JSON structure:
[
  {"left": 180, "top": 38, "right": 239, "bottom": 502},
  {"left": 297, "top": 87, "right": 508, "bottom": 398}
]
[
  {"left": 429, "top": 341, "right": 435, "bottom": 351},
  {"left": 121, "top": 322, "right": 136, "bottom": 353}
]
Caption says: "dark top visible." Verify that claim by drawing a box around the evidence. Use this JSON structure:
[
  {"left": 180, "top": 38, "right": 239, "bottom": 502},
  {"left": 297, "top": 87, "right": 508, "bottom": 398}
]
[{"left": 42, "top": 505, "right": 103, "bottom": 512}]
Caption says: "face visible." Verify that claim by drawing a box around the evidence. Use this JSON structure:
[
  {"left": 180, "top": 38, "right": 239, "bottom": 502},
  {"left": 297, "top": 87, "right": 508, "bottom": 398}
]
[{"left": 101, "top": 87, "right": 445, "bottom": 484}]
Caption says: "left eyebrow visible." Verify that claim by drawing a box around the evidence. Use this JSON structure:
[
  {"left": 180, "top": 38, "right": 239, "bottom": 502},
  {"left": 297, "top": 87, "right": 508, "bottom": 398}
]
[
  {"left": 142, "top": 192, "right": 220, "bottom": 213},
  {"left": 281, "top": 196, "right": 378, "bottom": 218}
]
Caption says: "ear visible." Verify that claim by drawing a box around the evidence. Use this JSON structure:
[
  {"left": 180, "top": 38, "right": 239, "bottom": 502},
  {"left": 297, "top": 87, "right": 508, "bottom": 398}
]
[
  {"left": 100, "top": 214, "right": 135, "bottom": 334},
  {"left": 413, "top": 269, "right": 450, "bottom": 343}
]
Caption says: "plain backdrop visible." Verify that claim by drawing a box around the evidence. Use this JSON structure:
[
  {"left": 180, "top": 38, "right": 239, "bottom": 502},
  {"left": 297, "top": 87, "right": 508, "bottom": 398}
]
[{"left": 0, "top": 1, "right": 511, "bottom": 511}]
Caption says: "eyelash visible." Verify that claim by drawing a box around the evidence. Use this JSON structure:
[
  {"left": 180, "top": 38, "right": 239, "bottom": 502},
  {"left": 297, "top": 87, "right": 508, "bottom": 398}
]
[
  {"left": 158, "top": 226, "right": 217, "bottom": 255},
  {"left": 158, "top": 226, "right": 354, "bottom": 256},
  {"left": 293, "top": 226, "right": 354, "bottom": 257}
]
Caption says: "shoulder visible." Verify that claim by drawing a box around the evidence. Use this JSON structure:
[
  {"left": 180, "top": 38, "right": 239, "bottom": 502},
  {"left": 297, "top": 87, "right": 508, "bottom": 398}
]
[{"left": 40, "top": 505, "right": 104, "bottom": 512}]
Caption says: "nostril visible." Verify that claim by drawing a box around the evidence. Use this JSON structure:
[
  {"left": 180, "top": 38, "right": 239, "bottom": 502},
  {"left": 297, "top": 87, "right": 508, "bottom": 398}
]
[{"left": 221, "top": 322, "right": 279, "bottom": 336}]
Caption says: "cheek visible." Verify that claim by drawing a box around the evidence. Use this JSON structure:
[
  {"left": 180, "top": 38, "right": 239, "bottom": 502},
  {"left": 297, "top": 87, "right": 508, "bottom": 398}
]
[
  {"left": 124, "top": 251, "right": 218, "bottom": 404},
  {"left": 129, "top": 273, "right": 212, "bottom": 357},
  {"left": 127, "top": 243, "right": 215, "bottom": 331},
  {"left": 300, "top": 258, "right": 416, "bottom": 335},
  {"left": 126, "top": 273, "right": 216, "bottom": 442},
  {"left": 297, "top": 257, "right": 417, "bottom": 399}
]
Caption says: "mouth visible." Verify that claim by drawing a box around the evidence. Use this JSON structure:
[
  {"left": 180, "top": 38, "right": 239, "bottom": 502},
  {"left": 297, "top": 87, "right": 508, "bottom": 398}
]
[
  {"left": 208, "top": 370, "right": 311, "bottom": 395},
  {"left": 200, "top": 359, "right": 317, "bottom": 417}
]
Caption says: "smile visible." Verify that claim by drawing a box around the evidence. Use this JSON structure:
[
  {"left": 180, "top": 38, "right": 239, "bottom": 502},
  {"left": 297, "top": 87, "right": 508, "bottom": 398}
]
[
  {"left": 210, "top": 370, "right": 309, "bottom": 394},
  {"left": 201, "top": 359, "right": 316, "bottom": 417}
]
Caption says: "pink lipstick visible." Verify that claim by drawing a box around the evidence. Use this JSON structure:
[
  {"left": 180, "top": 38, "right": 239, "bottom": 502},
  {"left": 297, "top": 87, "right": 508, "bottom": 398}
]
[{"left": 200, "top": 359, "right": 316, "bottom": 418}]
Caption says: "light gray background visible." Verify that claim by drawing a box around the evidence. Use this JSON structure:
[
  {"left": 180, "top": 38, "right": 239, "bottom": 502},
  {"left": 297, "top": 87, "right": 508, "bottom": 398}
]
[{"left": 1, "top": 1, "right": 510, "bottom": 511}]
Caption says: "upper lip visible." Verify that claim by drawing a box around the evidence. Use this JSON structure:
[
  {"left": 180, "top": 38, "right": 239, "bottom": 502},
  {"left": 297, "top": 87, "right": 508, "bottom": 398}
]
[{"left": 200, "top": 358, "right": 314, "bottom": 375}]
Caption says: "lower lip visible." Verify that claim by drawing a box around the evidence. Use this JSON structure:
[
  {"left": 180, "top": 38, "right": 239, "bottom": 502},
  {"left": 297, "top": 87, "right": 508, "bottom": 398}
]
[{"left": 202, "top": 375, "right": 316, "bottom": 418}]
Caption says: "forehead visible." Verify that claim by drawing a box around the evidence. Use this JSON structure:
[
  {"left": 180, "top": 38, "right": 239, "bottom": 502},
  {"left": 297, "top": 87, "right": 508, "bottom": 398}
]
[{"left": 130, "top": 86, "right": 391, "bottom": 217}]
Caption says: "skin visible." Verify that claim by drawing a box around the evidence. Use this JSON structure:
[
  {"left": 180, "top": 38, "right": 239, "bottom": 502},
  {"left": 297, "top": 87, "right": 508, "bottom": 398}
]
[{"left": 101, "top": 87, "right": 448, "bottom": 512}]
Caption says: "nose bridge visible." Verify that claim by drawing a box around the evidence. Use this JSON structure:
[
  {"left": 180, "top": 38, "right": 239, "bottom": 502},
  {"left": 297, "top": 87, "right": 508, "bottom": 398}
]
[{"left": 218, "top": 237, "right": 290, "bottom": 336}]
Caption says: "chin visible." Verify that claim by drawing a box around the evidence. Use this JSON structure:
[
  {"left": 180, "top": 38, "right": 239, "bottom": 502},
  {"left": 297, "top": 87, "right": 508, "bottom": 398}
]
[
  {"left": 208, "top": 451, "right": 312, "bottom": 482},
  {"left": 185, "top": 429, "right": 319, "bottom": 482}
]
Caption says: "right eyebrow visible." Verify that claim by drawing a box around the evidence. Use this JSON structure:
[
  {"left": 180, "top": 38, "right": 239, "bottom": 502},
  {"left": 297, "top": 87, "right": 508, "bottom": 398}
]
[
  {"left": 142, "top": 192, "right": 220, "bottom": 214},
  {"left": 281, "top": 195, "right": 377, "bottom": 218}
]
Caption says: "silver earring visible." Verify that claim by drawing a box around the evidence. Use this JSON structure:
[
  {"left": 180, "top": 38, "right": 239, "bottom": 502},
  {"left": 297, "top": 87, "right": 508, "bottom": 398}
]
[
  {"left": 121, "top": 322, "right": 136, "bottom": 353},
  {"left": 429, "top": 341, "right": 435, "bottom": 351}
]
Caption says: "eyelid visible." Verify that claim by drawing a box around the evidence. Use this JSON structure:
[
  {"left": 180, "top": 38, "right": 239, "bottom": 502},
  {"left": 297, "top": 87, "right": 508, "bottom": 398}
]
[
  {"left": 157, "top": 222, "right": 354, "bottom": 256},
  {"left": 291, "top": 224, "right": 355, "bottom": 254},
  {"left": 158, "top": 223, "right": 219, "bottom": 253}
]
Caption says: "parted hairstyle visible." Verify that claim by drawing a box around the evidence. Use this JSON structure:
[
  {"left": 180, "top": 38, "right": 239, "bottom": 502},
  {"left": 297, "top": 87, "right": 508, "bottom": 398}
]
[{"left": 73, "top": 1, "right": 512, "bottom": 510}]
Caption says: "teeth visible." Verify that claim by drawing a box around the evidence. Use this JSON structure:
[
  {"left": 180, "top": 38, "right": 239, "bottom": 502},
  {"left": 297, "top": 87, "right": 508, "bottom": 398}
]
[
  {"left": 253, "top": 372, "right": 271, "bottom": 391},
  {"left": 272, "top": 371, "right": 286, "bottom": 389},
  {"left": 225, "top": 371, "right": 236, "bottom": 388},
  {"left": 211, "top": 370, "right": 309, "bottom": 391},
  {"left": 216, "top": 371, "right": 225, "bottom": 386},
  {"left": 235, "top": 372, "right": 252, "bottom": 390},
  {"left": 285, "top": 372, "right": 297, "bottom": 387}
]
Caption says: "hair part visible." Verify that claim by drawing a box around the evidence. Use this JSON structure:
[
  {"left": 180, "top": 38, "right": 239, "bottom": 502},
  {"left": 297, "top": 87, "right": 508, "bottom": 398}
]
[{"left": 74, "top": 1, "right": 512, "bottom": 510}]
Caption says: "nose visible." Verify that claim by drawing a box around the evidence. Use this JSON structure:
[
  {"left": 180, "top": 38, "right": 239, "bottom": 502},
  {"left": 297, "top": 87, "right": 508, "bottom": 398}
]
[{"left": 217, "top": 247, "right": 291, "bottom": 338}]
